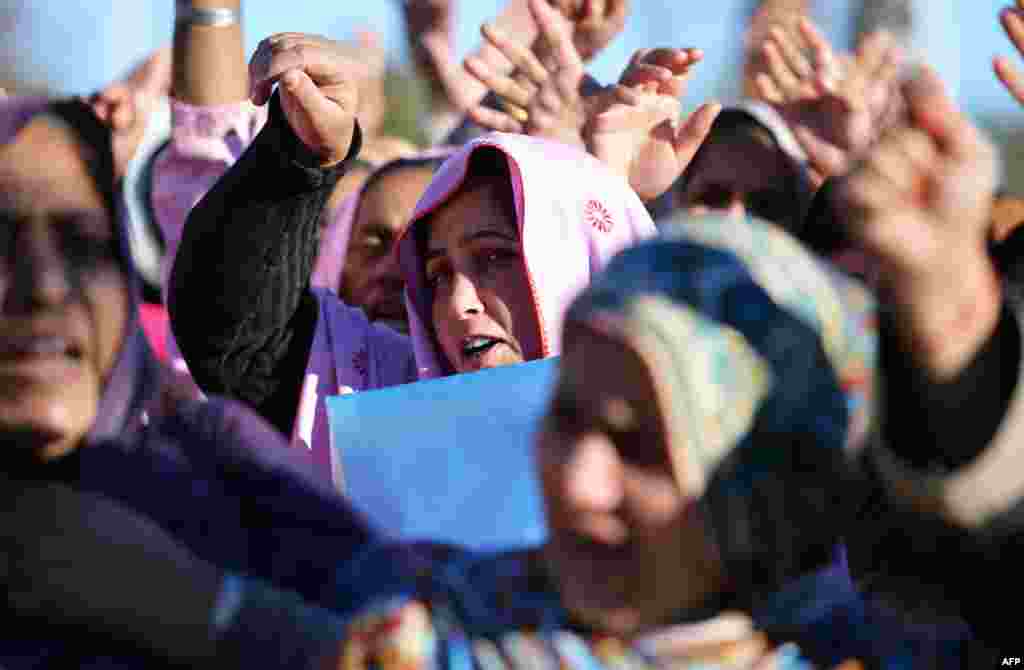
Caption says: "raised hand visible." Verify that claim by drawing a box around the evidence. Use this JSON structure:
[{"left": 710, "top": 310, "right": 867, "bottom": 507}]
[
  {"left": 86, "top": 46, "right": 173, "bottom": 178},
  {"left": 464, "top": 0, "right": 588, "bottom": 146},
  {"left": 344, "top": 29, "right": 388, "bottom": 142},
  {"left": 547, "top": 0, "right": 629, "bottom": 63},
  {"left": 465, "top": 0, "right": 715, "bottom": 202},
  {"left": 587, "top": 48, "right": 719, "bottom": 202},
  {"left": 249, "top": 33, "right": 361, "bottom": 166},
  {"left": 996, "top": 1, "right": 1024, "bottom": 105},
  {"left": 403, "top": 0, "right": 479, "bottom": 113},
  {"left": 838, "top": 66, "right": 1001, "bottom": 380},
  {"left": 754, "top": 18, "right": 902, "bottom": 182}
]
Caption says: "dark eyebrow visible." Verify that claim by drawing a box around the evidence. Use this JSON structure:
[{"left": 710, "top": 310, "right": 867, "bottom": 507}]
[{"left": 425, "top": 228, "right": 518, "bottom": 263}]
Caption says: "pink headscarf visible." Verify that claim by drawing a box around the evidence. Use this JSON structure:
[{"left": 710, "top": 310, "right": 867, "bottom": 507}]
[
  {"left": 397, "top": 132, "right": 658, "bottom": 379},
  {"left": 298, "top": 134, "right": 656, "bottom": 486}
]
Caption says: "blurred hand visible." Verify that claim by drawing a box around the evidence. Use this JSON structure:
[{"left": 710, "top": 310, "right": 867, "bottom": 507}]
[
  {"left": 995, "top": 0, "right": 1024, "bottom": 105},
  {"left": 547, "top": 0, "right": 629, "bottom": 63},
  {"left": 249, "top": 33, "right": 360, "bottom": 166},
  {"left": 345, "top": 29, "right": 388, "bottom": 141},
  {"left": 403, "top": 0, "right": 480, "bottom": 113},
  {"left": 839, "top": 66, "right": 1001, "bottom": 380},
  {"left": 465, "top": 0, "right": 716, "bottom": 202},
  {"left": 465, "top": 0, "right": 589, "bottom": 147},
  {"left": 86, "top": 45, "right": 172, "bottom": 178},
  {"left": 588, "top": 48, "right": 719, "bottom": 202},
  {"left": 742, "top": 0, "right": 807, "bottom": 99},
  {"left": 754, "top": 18, "right": 903, "bottom": 183}
]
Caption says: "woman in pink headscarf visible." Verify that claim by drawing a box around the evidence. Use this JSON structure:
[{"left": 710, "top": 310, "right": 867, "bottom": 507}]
[{"left": 168, "top": 35, "right": 659, "bottom": 482}]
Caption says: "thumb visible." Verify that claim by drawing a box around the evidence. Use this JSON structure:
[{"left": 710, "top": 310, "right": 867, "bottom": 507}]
[
  {"left": 280, "top": 69, "right": 355, "bottom": 163},
  {"left": 674, "top": 102, "right": 720, "bottom": 165},
  {"left": 281, "top": 68, "right": 336, "bottom": 122}
]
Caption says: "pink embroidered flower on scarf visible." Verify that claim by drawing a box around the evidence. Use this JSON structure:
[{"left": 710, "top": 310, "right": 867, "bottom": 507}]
[{"left": 585, "top": 199, "right": 614, "bottom": 233}]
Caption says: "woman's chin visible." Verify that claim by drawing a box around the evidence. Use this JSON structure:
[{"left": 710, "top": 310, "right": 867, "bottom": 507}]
[{"left": 0, "top": 396, "right": 93, "bottom": 463}]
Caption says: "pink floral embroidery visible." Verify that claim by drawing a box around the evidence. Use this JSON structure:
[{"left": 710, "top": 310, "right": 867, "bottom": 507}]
[{"left": 584, "top": 199, "right": 614, "bottom": 233}]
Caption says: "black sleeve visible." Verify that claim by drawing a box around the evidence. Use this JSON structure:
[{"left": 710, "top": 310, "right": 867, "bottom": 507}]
[
  {"left": 797, "top": 177, "right": 849, "bottom": 258},
  {"left": 879, "top": 301, "right": 1020, "bottom": 471},
  {"left": 168, "top": 92, "right": 362, "bottom": 439},
  {"left": 846, "top": 299, "right": 1024, "bottom": 650}
]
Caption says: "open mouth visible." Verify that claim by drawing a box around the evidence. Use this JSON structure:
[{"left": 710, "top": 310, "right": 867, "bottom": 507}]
[{"left": 460, "top": 336, "right": 503, "bottom": 360}]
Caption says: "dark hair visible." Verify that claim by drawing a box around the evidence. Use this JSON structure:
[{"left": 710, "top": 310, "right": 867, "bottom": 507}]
[
  {"left": 48, "top": 100, "right": 118, "bottom": 223},
  {"left": 360, "top": 155, "right": 448, "bottom": 200},
  {"left": 462, "top": 146, "right": 517, "bottom": 224}
]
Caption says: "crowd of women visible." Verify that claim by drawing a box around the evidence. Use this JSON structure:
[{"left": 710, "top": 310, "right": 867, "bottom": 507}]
[{"left": 3, "top": 0, "right": 1024, "bottom": 666}]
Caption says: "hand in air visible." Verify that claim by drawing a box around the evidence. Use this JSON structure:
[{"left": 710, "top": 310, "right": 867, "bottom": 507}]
[
  {"left": 839, "top": 66, "right": 1001, "bottom": 379},
  {"left": 754, "top": 18, "right": 903, "bottom": 182},
  {"left": 86, "top": 46, "right": 172, "bottom": 178},
  {"left": 465, "top": 0, "right": 717, "bottom": 202},
  {"left": 995, "top": 0, "right": 1024, "bottom": 106},
  {"left": 588, "top": 47, "right": 720, "bottom": 202},
  {"left": 250, "top": 33, "right": 362, "bottom": 166}
]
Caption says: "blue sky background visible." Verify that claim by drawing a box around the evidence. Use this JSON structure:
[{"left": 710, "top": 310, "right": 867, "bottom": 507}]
[{"left": 0, "top": 1, "right": 1016, "bottom": 121}]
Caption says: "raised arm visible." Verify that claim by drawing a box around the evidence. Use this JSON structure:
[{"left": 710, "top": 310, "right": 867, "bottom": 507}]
[
  {"left": 168, "top": 34, "right": 362, "bottom": 438},
  {"left": 173, "top": 0, "right": 247, "bottom": 104},
  {"left": 153, "top": 0, "right": 264, "bottom": 343},
  {"left": 836, "top": 65, "right": 1024, "bottom": 651}
]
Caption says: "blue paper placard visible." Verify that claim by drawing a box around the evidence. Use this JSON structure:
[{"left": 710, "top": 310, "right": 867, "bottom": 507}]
[{"left": 327, "top": 357, "right": 558, "bottom": 551}]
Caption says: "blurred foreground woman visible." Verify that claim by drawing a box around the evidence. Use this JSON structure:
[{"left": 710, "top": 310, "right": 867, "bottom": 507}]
[{"left": 0, "top": 98, "right": 374, "bottom": 668}]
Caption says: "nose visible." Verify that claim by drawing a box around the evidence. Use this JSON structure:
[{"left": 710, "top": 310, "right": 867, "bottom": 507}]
[
  {"left": 561, "top": 432, "right": 625, "bottom": 514},
  {"left": 446, "top": 271, "right": 484, "bottom": 318},
  {"left": 2, "top": 225, "right": 71, "bottom": 315}
]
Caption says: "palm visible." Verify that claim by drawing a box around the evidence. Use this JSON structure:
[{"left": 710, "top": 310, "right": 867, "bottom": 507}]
[
  {"left": 781, "top": 86, "right": 873, "bottom": 160},
  {"left": 753, "top": 19, "right": 901, "bottom": 180},
  {"left": 586, "top": 89, "right": 682, "bottom": 201}
]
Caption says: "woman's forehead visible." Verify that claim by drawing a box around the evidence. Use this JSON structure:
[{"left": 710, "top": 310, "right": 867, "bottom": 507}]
[
  {"left": 424, "top": 181, "right": 518, "bottom": 251},
  {"left": 0, "top": 122, "right": 108, "bottom": 223}
]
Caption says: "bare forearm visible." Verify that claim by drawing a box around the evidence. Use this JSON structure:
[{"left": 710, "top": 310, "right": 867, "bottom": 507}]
[{"left": 172, "top": 0, "right": 247, "bottom": 105}]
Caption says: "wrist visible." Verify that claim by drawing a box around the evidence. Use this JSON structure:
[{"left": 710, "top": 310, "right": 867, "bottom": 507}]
[{"left": 889, "top": 258, "right": 1002, "bottom": 381}]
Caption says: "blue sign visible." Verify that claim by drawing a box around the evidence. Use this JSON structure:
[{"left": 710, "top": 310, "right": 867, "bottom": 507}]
[{"left": 326, "top": 357, "right": 558, "bottom": 551}]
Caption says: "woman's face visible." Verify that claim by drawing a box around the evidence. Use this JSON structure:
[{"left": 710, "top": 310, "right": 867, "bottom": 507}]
[
  {"left": 0, "top": 119, "right": 128, "bottom": 463},
  {"left": 677, "top": 134, "right": 802, "bottom": 230},
  {"left": 425, "top": 179, "right": 541, "bottom": 372},
  {"left": 536, "top": 325, "right": 725, "bottom": 635},
  {"left": 341, "top": 166, "right": 435, "bottom": 334}
]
